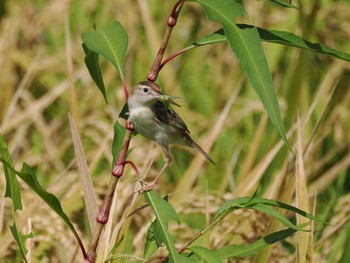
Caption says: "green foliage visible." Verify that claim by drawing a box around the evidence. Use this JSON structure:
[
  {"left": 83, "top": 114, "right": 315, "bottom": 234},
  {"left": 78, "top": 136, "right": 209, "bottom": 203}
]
[
  {"left": 82, "top": 20, "right": 128, "bottom": 92},
  {"left": 143, "top": 190, "right": 318, "bottom": 262},
  {"left": 83, "top": 43, "right": 107, "bottom": 103},
  {"left": 0, "top": 136, "right": 22, "bottom": 211},
  {"left": 212, "top": 197, "right": 321, "bottom": 223},
  {"left": 193, "top": 26, "right": 350, "bottom": 62},
  {"left": 9, "top": 222, "right": 33, "bottom": 263},
  {"left": 0, "top": 135, "right": 86, "bottom": 259},
  {"left": 214, "top": 227, "right": 297, "bottom": 258},
  {"left": 188, "top": 246, "right": 222, "bottom": 262},
  {"left": 17, "top": 164, "right": 83, "bottom": 243},
  {"left": 2, "top": 0, "right": 350, "bottom": 262},
  {"left": 190, "top": 0, "right": 291, "bottom": 151},
  {"left": 144, "top": 190, "right": 192, "bottom": 262},
  {"left": 0, "top": 136, "right": 31, "bottom": 262}
]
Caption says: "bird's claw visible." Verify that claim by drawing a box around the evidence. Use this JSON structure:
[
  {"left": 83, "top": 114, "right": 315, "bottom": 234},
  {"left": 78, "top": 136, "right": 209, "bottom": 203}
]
[{"left": 135, "top": 180, "right": 156, "bottom": 194}]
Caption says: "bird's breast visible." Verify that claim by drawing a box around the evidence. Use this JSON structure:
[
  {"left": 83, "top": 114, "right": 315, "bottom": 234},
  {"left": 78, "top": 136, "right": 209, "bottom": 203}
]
[
  {"left": 128, "top": 105, "right": 185, "bottom": 146},
  {"left": 129, "top": 106, "right": 159, "bottom": 141}
]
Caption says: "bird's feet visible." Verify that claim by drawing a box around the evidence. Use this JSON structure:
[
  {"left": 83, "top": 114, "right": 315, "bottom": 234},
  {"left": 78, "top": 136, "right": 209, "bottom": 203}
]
[
  {"left": 137, "top": 181, "right": 156, "bottom": 194},
  {"left": 134, "top": 176, "right": 156, "bottom": 194}
]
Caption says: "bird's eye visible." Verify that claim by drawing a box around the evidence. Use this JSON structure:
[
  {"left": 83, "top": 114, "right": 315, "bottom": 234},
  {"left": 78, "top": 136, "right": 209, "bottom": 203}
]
[{"left": 143, "top": 87, "right": 149, "bottom": 93}]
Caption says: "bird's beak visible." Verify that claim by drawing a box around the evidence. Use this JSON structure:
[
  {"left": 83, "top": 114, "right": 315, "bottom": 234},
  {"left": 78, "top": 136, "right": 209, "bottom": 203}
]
[{"left": 158, "top": 95, "right": 182, "bottom": 107}]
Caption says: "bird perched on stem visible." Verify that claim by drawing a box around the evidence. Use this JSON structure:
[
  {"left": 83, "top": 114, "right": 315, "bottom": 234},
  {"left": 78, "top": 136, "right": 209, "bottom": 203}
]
[{"left": 127, "top": 80, "right": 215, "bottom": 192}]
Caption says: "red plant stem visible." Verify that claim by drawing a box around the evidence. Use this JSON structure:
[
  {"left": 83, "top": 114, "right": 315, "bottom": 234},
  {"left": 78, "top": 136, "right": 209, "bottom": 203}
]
[
  {"left": 86, "top": 122, "right": 134, "bottom": 262},
  {"left": 159, "top": 46, "right": 193, "bottom": 71},
  {"left": 125, "top": 160, "right": 141, "bottom": 175},
  {"left": 122, "top": 78, "right": 129, "bottom": 101},
  {"left": 87, "top": 1, "right": 186, "bottom": 261},
  {"left": 147, "top": 0, "right": 184, "bottom": 82}
]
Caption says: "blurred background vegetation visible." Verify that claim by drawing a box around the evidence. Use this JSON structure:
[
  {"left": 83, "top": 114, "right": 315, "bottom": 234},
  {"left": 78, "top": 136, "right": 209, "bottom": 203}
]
[{"left": 0, "top": 0, "right": 350, "bottom": 262}]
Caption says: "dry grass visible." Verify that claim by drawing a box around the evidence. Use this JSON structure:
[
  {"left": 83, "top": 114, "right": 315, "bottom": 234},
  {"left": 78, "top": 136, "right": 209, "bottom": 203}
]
[{"left": 1, "top": 0, "right": 350, "bottom": 262}]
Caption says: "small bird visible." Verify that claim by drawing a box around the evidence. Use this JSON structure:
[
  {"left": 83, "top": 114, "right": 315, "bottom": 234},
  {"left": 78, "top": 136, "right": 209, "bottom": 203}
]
[{"left": 128, "top": 80, "right": 215, "bottom": 192}]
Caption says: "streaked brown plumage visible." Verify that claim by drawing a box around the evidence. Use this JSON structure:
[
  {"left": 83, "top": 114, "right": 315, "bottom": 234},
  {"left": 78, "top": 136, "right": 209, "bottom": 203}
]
[{"left": 128, "top": 81, "right": 215, "bottom": 191}]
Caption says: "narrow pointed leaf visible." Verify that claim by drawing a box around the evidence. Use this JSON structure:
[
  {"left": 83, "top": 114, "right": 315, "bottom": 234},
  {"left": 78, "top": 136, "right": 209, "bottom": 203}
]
[
  {"left": 0, "top": 135, "right": 22, "bottom": 211},
  {"left": 188, "top": 246, "right": 222, "bottom": 263},
  {"left": 69, "top": 114, "right": 98, "bottom": 233},
  {"left": 215, "top": 227, "right": 297, "bottom": 258},
  {"left": 251, "top": 203, "right": 300, "bottom": 230},
  {"left": 193, "top": 26, "right": 350, "bottom": 63},
  {"left": 83, "top": 43, "right": 107, "bottom": 103},
  {"left": 0, "top": 160, "right": 86, "bottom": 257},
  {"left": 9, "top": 222, "right": 33, "bottom": 263},
  {"left": 144, "top": 191, "right": 192, "bottom": 262},
  {"left": 190, "top": 0, "right": 292, "bottom": 151},
  {"left": 82, "top": 21, "right": 128, "bottom": 81},
  {"left": 224, "top": 25, "right": 290, "bottom": 151},
  {"left": 212, "top": 197, "right": 323, "bottom": 224}
]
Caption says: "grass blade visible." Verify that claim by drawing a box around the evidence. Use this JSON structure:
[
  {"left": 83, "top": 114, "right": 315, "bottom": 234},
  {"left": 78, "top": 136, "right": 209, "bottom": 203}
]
[
  {"left": 216, "top": 227, "right": 297, "bottom": 258},
  {"left": 193, "top": 26, "right": 350, "bottom": 62},
  {"left": 68, "top": 113, "right": 98, "bottom": 234}
]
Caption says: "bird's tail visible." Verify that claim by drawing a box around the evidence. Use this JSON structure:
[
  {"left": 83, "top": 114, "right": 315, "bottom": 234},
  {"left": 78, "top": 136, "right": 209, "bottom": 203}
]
[{"left": 185, "top": 134, "right": 216, "bottom": 165}]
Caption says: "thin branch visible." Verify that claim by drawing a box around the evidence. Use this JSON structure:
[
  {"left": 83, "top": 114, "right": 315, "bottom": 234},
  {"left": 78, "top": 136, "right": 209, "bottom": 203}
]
[
  {"left": 147, "top": 0, "right": 184, "bottom": 81},
  {"left": 86, "top": 122, "right": 134, "bottom": 262},
  {"left": 159, "top": 46, "right": 193, "bottom": 71}
]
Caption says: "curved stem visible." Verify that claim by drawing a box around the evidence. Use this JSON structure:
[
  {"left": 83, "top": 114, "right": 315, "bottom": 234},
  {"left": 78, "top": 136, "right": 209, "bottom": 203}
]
[
  {"left": 147, "top": 0, "right": 184, "bottom": 82},
  {"left": 159, "top": 45, "right": 194, "bottom": 71}
]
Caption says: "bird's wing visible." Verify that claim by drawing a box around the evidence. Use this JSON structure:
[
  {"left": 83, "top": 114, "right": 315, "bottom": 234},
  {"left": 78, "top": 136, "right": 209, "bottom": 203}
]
[{"left": 152, "top": 101, "right": 190, "bottom": 133}]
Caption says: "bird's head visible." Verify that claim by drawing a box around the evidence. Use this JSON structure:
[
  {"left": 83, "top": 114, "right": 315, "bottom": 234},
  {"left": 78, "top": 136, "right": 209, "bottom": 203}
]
[{"left": 129, "top": 81, "right": 181, "bottom": 107}]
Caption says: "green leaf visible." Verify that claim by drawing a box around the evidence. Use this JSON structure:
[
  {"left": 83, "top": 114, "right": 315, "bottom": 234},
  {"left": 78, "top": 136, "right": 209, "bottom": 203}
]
[
  {"left": 9, "top": 222, "right": 33, "bottom": 263},
  {"left": 82, "top": 21, "right": 128, "bottom": 81},
  {"left": 212, "top": 197, "right": 323, "bottom": 224},
  {"left": 269, "top": 0, "right": 299, "bottom": 10},
  {"left": 0, "top": 161, "right": 86, "bottom": 257},
  {"left": 190, "top": 0, "right": 292, "bottom": 151},
  {"left": 248, "top": 198, "right": 322, "bottom": 222},
  {"left": 251, "top": 203, "right": 300, "bottom": 230},
  {"left": 224, "top": 26, "right": 290, "bottom": 151},
  {"left": 211, "top": 197, "right": 250, "bottom": 221},
  {"left": 193, "top": 26, "right": 350, "bottom": 63},
  {"left": 144, "top": 220, "right": 159, "bottom": 259},
  {"left": 189, "top": 0, "right": 246, "bottom": 21},
  {"left": 0, "top": 135, "right": 22, "bottom": 211},
  {"left": 188, "top": 246, "right": 222, "bottom": 263},
  {"left": 144, "top": 191, "right": 192, "bottom": 263},
  {"left": 112, "top": 121, "right": 126, "bottom": 164},
  {"left": 82, "top": 43, "right": 107, "bottom": 103},
  {"left": 215, "top": 227, "right": 297, "bottom": 258}
]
